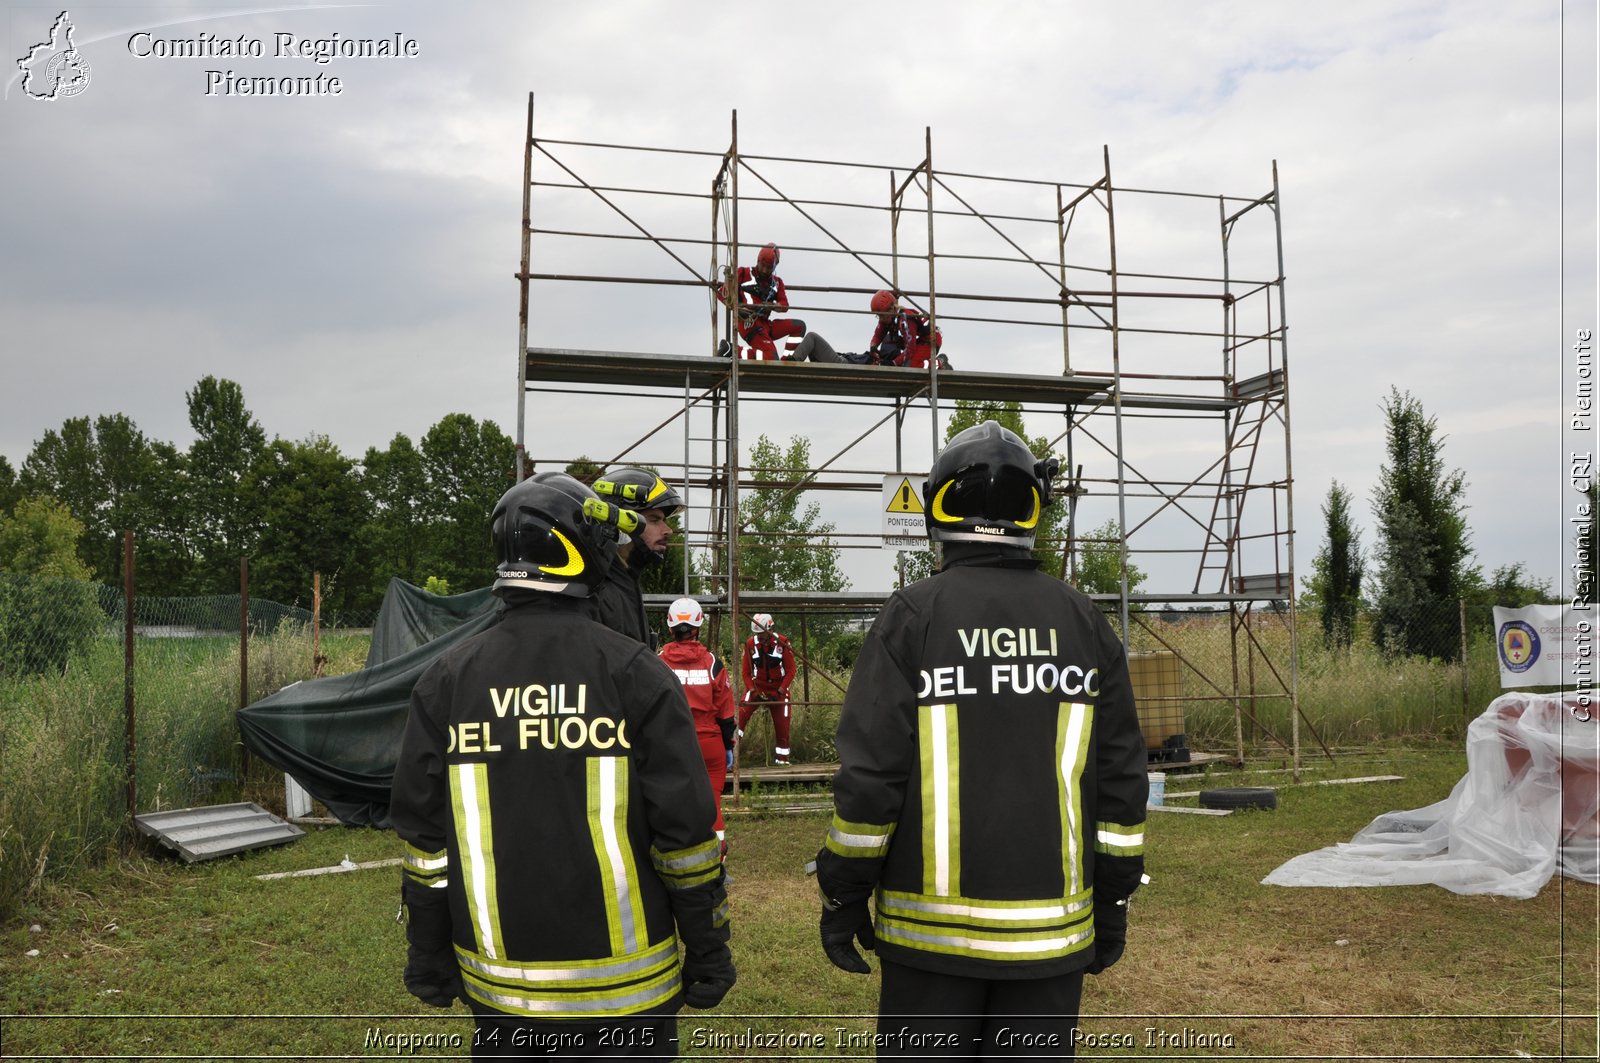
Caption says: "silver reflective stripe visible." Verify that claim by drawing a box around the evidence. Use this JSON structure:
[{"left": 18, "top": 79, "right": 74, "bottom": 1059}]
[
  {"left": 654, "top": 843, "right": 719, "bottom": 871},
  {"left": 404, "top": 853, "right": 449, "bottom": 872},
  {"left": 472, "top": 970, "right": 682, "bottom": 1014},
  {"left": 927, "top": 703, "right": 953, "bottom": 895},
  {"left": 456, "top": 763, "right": 501, "bottom": 961},
  {"left": 455, "top": 941, "right": 674, "bottom": 984},
  {"left": 1097, "top": 827, "right": 1145, "bottom": 848},
  {"left": 1059, "top": 704, "right": 1091, "bottom": 895},
  {"left": 830, "top": 825, "right": 891, "bottom": 849},
  {"left": 595, "top": 757, "right": 638, "bottom": 953},
  {"left": 887, "top": 896, "right": 1092, "bottom": 921},
  {"left": 880, "top": 923, "right": 1093, "bottom": 956}
]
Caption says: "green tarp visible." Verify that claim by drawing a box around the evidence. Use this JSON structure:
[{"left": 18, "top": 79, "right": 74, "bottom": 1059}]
[{"left": 236, "top": 579, "right": 498, "bottom": 827}]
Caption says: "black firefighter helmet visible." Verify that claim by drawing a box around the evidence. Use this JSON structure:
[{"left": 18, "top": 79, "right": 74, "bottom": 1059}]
[
  {"left": 591, "top": 467, "right": 685, "bottom": 519},
  {"left": 491, "top": 472, "right": 632, "bottom": 598},
  {"left": 923, "top": 420, "right": 1059, "bottom": 549}
]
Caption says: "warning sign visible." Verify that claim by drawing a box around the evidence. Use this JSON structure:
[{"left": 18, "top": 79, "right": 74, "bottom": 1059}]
[
  {"left": 882, "top": 474, "right": 929, "bottom": 552},
  {"left": 886, "top": 477, "right": 923, "bottom": 514}
]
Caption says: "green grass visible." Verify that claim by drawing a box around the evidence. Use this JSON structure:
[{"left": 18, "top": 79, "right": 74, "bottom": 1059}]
[
  {"left": 1, "top": 748, "right": 1595, "bottom": 1059},
  {"left": 0, "top": 624, "right": 369, "bottom": 921}
]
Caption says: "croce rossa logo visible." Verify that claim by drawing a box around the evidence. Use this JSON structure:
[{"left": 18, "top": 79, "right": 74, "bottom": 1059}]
[{"left": 17, "top": 10, "right": 91, "bottom": 100}]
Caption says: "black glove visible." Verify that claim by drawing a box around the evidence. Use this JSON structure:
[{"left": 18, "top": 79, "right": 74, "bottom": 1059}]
[
  {"left": 819, "top": 895, "right": 875, "bottom": 974},
  {"left": 404, "top": 942, "right": 464, "bottom": 1007},
  {"left": 401, "top": 877, "right": 463, "bottom": 1007},
  {"left": 682, "top": 945, "right": 737, "bottom": 1008},
  {"left": 1084, "top": 898, "right": 1128, "bottom": 975}
]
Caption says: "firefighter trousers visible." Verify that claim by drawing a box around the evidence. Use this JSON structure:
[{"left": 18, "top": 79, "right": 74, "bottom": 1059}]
[{"left": 876, "top": 958, "right": 1084, "bottom": 1060}]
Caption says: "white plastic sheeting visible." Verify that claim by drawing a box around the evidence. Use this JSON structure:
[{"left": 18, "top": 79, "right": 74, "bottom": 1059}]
[{"left": 1263, "top": 692, "right": 1599, "bottom": 899}]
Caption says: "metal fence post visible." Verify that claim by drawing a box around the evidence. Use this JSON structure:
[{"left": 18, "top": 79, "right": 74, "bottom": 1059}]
[
  {"left": 123, "top": 530, "right": 136, "bottom": 820},
  {"left": 1459, "top": 598, "right": 1470, "bottom": 719},
  {"left": 239, "top": 557, "right": 250, "bottom": 781}
]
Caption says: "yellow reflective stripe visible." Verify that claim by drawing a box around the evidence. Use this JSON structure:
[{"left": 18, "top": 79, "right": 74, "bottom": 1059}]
[
  {"left": 1095, "top": 821, "right": 1146, "bottom": 856},
  {"left": 450, "top": 762, "right": 505, "bottom": 961},
  {"left": 1057, "top": 702, "right": 1093, "bottom": 896},
  {"left": 877, "top": 917, "right": 1094, "bottom": 960},
  {"left": 917, "top": 703, "right": 960, "bottom": 897},
  {"left": 1016, "top": 486, "right": 1041, "bottom": 530},
  {"left": 540, "top": 528, "right": 586, "bottom": 578},
  {"left": 402, "top": 840, "right": 449, "bottom": 886},
  {"left": 825, "top": 815, "right": 895, "bottom": 858},
  {"left": 1094, "top": 819, "right": 1145, "bottom": 858},
  {"left": 587, "top": 757, "right": 647, "bottom": 956},
  {"left": 878, "top": 889, "right": 1092, "bottom": 930},
  {"left": 651, "top": 838, "right": 723, "bottom": 890},
  {"left": 929, "top": 480, "right": 959, "bottom": 524},
  {"left": 462, "top": 964, "right": 681, "bottom": 1017},
  {"left": 454, "top": 936, "right": 678, "bottom": 984}
]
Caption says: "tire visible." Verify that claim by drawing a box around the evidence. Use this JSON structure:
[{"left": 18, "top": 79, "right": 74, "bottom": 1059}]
[{"left": 1198, "top": 787, "right": 1278, "bottom": 811}]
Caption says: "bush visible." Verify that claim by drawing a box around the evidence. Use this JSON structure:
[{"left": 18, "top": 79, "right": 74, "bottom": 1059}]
[{"left": 0, "top": 572, "right": 104, "bottom": 677}]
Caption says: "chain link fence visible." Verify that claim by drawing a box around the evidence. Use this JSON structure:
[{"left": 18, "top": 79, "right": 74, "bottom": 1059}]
[{"left": 0, "top": 570, "right": 375, "bottom": 919}]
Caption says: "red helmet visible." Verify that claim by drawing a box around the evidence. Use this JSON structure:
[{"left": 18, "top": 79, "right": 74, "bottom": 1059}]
[
  {"left": 756, "top": 243, "right": 780, "bottom": 274},
  {"left": 870, "top": 290, "right": 898, "bottom": 315}
]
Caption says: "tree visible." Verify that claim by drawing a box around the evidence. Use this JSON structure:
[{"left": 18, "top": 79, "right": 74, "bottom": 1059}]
[
  {"left": 247, "top": 436, "right": 366, "bottom": 614},
  {"left": 1073, "top": 518, "right": 1148, "bottom": 596},
  {"left": 0, "top": 497, "right": 102, "bottom": 676},
  {"left": 1310, "top": 481, "right": 1365, "bottom": 650},
  {"left": 738, "top": 435, "right": 848, "bottom": 597},
  {"left": 0, "top": 456, "right": 21, "bottom": 516},
  {"left": 186, "top": 377, "right": 267, "bottom": 589},
  {"left": 362, "top": 433, "right": 430, "bottom": 604},
  {"left": 0, "top": 496, "right": 93, "bottom": 579},
  {"left": 1369, "top": 388, "right": 1475, "bottom": 660},
  {"left": 18, "top": 414, "right": 188, "bottom": 587},
  {"left": 420, "top": 413, "right": 516, "bottom": 591}
]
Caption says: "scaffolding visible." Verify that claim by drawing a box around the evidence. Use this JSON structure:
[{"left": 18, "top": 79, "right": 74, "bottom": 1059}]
[{"left": 514, "top": 95, "right": 1307, "bottom": 771}]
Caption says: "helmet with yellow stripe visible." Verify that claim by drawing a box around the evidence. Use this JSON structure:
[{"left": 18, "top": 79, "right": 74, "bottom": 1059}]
[
  {"left": 491, "top": 472, "right": 630, "bottom": 598},
  {"left": 923, "top": 420, "right": 1058, "bottom": 549},
  {"left": 592, "top": 467, "right": 685, "bottom": 519}
]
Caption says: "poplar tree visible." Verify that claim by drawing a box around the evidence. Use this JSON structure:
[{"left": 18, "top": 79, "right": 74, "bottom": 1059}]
[
  {"left": 1311, "top": 481, "right": 1365, "bottom": 649},
  {"left": 1369, "top": 388, "right": 1474, "bottom": 659}
]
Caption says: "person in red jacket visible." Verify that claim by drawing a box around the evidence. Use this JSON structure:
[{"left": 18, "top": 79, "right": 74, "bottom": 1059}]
[
  {"left": 867, "top": 289, "right": 944, "bottom": 370},
  {"left": 738, "top": 613, "right": 796, "bottom": 765},
  {"left": 720, "top": 243, "right": 807, "bottom": 361},
  {"left": 659, "top": 598, "right": 737, "bottom": 852}
]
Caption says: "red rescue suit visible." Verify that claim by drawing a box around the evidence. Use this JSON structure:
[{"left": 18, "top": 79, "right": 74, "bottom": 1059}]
[
  {"left": 869, "top": 308, "right": 942, "bottom": 369},
  {"left": 721, "top": 266, "right": 806, "bottom": 361},
  {"left": 659, "top": 639, "right": 737, "bottom": 839},
  {"left": 739, "top": 632, "right": 796, "bottom": 762}
]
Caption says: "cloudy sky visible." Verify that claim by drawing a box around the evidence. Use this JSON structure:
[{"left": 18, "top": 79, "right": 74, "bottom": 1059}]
[{"left": 2, "top": 1, "right": 1594, "bottom": 600}]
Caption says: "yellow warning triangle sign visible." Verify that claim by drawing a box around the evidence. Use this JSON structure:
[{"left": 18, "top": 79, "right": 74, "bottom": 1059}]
[{"left": 886, "top": 477, "right": 923, "bottom": 514}]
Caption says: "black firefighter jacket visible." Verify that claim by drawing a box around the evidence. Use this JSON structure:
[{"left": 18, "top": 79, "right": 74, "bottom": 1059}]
[
  {"left": 817, "top": 555, "right": 1148, "bottom": 980},
  {"left": 390, "top": 595, "right": 728, "bottom": 1018},
  {"left": 594, "top": 553, "right": 652, "bottom": 647}
]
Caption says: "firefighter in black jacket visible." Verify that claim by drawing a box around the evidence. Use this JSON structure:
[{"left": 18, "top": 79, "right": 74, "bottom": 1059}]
[
  {"left": 813, "top": 421, "right": 1147, "bottom": 1058},
  {"left": 590, "top": 467, "right": 684, "bottom": 648},
  {"left": 391, "top": 472, "right": 734, "bottom": 1059}
]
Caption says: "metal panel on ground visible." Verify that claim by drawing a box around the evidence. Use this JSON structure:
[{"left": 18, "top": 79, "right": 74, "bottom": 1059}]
[{"left": 134, "top": 802, "right": 304, "bottom": 863}]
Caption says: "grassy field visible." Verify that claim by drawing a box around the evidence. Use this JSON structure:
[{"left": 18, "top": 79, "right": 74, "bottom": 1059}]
[{"left": 2, "top": 747, "right": 1595, "bottom": 1060}]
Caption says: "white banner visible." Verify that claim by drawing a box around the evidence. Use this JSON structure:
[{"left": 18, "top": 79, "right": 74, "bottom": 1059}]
[
  {"left": 1493, "top": 604, "right": 1593, "bottom": 688},
  {"left": 881, "top": 474, "right": 929, "bottom": 552}
]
